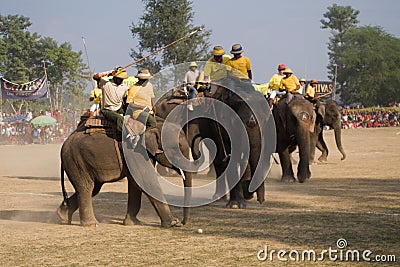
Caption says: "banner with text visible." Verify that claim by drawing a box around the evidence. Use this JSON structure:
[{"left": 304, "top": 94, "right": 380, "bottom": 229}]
[{"left": 1, "top": 75, "right": 48, "bottom": 100}]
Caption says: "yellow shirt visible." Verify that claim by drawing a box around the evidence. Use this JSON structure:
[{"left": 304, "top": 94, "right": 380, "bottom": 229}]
[
  {"left": 204, "top": 55, "right": 231, "bottom": 81},
  {"left": 227, "top": 56, "right": 251, "bottom": 79},
  {"left": 268, "top": 73, "right": 284, "bottom": 90},
  {"left": 126, "top": 82, "right": 155, "bottom": 118},
  {"left": 89, "top": 88, "right": 102, "bottom": 104},
  {"left": 305, "top": 84, "right": 316, "bottom": 98},
  {"left": 279, "top": 75, "right": 300, "bottom": 93}
]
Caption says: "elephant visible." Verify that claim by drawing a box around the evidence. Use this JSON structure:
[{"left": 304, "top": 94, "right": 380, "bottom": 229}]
[
  {"left": 207, "top": 78, "right": 274, "bottom": 208},
  {"left": 56, "top": 117, "right": 193, "bottom": 227},
  {"left": 272, "top": 94, "right": 315, "bottom": 182},
  {"left": 310, "top": 100, "right": 346, "bottom": 162}
]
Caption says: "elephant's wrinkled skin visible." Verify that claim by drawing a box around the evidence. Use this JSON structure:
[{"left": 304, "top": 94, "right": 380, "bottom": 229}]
[
  {"left": 273, "top": 95, "right": 315, "bottom": 182},
  {"left": 57, "top": 122, "right": 192, "bottom": 227},
  {"left": 310, "top": 100, "right": 346, "bottom": 162}
]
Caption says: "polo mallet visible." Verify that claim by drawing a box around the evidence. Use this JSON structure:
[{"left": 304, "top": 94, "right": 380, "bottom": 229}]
[{"left": 120, "top": 27, "right": 204, "bottom": 71}]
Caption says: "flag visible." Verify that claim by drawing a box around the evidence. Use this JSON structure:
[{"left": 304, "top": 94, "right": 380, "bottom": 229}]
[{"left": 1, "top": 75, "right": 49, "bottom": 100}]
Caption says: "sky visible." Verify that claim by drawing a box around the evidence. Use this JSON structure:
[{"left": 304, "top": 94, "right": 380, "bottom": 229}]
[{"left": 1, "top": 0, "right": 400, "bottom": 85}]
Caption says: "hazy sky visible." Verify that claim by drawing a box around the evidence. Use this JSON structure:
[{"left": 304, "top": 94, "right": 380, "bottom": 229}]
[{"left": 2, "top": 0, "right": 399, "bottom": 84}]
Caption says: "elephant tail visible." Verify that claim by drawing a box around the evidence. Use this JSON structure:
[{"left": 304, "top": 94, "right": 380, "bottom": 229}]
[{"left": 60, "top": 164, "right": 69, "bottom": 206}]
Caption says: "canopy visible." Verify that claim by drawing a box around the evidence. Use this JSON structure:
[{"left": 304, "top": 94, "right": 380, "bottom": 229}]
[{"left": 30, "top": 115, "right": 57, "bottom": 127}]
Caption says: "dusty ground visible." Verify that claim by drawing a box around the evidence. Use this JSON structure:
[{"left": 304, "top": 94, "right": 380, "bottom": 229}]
[{"left": 0, "top": 127, "right": 399, "bottom": 266}]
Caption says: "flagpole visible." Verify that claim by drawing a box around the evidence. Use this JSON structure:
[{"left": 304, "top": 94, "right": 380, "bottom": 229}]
[{"left": 42, "top": 60, "right": 53, "bottom": 113}]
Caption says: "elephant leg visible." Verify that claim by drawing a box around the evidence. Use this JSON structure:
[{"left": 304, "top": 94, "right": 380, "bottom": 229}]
[
  {"left": 145, "top": 193, "right": 182, "bottom": 227},
  {"left": 213, "top": 163, "right": 228, "bottom": 200},
  {"left": 242, "top": 166, "right": 254, "bottom": 201},
  {"left": 309, "top": 131, "right": 318, "bottom": 164},
  {"left": 123, "top": 178, "right": 143, "bottom": 226},
  {"left": 77, "top": 182, "right": 98, "bottom": 227},
  {"left": 317, "top": 132, "right": 329, "bottom": 162},
  {"left": 226, "top": 181, "right": 246, "bottom": 209},
  {"left": 181, "top": 171, "right": 192, "bottom": 225},
  {"left": 57, "top": 193, "right": 78, "bottom": 224},
  {"left": 279, "top": 149, "right": 295, "bottom": 182}
]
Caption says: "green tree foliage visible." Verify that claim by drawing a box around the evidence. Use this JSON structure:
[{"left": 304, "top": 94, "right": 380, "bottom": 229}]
[
  {"left": 320, "top": 4, "right": 360, "bottom": 80},
  {"left": 336, "top": 26, "right": 400, "bottom": 106},
  {"left": 0, "top": 14, "right": 88, "bottom": 113},
  {"left": 130, "top": 0, "right": 211, "bottom": 75}
]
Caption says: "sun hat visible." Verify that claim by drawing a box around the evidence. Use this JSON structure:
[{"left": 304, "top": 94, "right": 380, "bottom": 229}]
[
  {"left": 212, "top": 46, "right": 225, "bottom": 56},
  {"left": 230, "top": 44, "right": 244, "bottom": 54},
  {"left": 189, "top": 61, "right": 198, "bottom": 67},
  {"left": 135, "top": 69, "right": 153, "bottom": 80},
  {"left": 283, "top": 68, "right": 293, "bottom": 74},
  {"left": 300, "top": 78, "right": 306, "bottom": 83},
  {"left": 310, "top": 79, "right": 318, "bottom": 84},
  {"left": 278, "top": 64, "right": 286, "bottom": 70},
  {"left": 114, "top": 68, "right": 129, "bottom": 79}
]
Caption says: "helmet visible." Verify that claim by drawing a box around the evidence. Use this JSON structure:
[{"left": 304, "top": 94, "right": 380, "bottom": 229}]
[
  {"left": 299, "top": 78, "right": 306, "bottom": 83},
  {"left": 310, "top": 79, "right": 318, "bottom": 84},
  {"left": 283, "top": 68, "right": 293, "bottom": 74},
  {"left": 189, "top": 61, "right": 198, "bottom": 67},
  {"left": 278, "top": 64, "right": 286, "bottom": 70}
]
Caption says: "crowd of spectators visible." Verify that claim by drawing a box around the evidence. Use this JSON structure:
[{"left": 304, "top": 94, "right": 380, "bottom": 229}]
[
  {"left": 341, "top": 102, "right": 400, "bottom": 129},
  {"left": 0, "top": 109, "right": 80, "bottom": 145}
]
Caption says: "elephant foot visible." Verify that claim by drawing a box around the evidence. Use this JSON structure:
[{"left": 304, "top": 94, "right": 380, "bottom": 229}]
[
  {"left": 256, "top": 194, "right": 265, "bottom": 204},
  {"left": 181, "top": 218, "right": 190, "bottom": 225},
  {"left": 318, "top": 155, "right": 328, "bottom": 162},
  {"left": 123, "top": 215, "right": 142, "bottom": 226},
  {"left": 226, "top": 200, "right": 246, "bottom": 209},
  {"left": 281, "top": 176, "right": 296, "bottom": 183},
  {"left": 80, "top": 220, "right": 99, "bottom": 227},
  {"left": 57, "top": 202, "right": 71, "bottom": 224},
  {"left": 243, "top": 192, "right": 254, "bottom": 201},
  {"left": 161, "top": 218, "right": 182, "bottom": 228}
]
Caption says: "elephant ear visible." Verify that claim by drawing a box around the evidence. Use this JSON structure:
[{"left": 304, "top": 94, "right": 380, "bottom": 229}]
[{"left": 144, "top": 127, "right": 162, "bottom": 157}]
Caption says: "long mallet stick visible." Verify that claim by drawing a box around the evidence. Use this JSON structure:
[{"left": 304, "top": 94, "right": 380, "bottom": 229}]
[
  {"left": 82, "top": 36, "right": 96, "bottom": 89},
  {"left": 121, "top": 27, "right": 203, "bottom": 70}
]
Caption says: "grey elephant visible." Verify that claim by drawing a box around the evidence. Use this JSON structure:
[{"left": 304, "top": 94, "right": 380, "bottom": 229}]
[
  {"left": 273, "top": 95, "right": 315, "bottom": 182},
  {"left": 207, "top": 79, "right": 274, "bottom": 208},
  {"left": 155, "top": 83, "right": 274, "bottom": 209},
  {"left": 310, "top": 100, "right": 346, "bottom": 162},
  {"left": 57, "top": 119, "right": 193, "bottom": 227}
]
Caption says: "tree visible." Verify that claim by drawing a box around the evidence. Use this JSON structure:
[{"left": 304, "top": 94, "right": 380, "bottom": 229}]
[
  {"left": 336, "top": 26, "right": 400, "bottom": 106},
  {"left": 320, "top": 4, "right": 360, "bottom": 80},
  {"left": 0, "top": 14, "right": 88, "bottom": 113},
  {"left": 130, "top": 0, "right": 211, "bottom": 76}
]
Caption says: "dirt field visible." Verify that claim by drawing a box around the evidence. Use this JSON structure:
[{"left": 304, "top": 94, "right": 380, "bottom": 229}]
[{"left": 0, "top": 127, "right": 399, "bottom": 266}]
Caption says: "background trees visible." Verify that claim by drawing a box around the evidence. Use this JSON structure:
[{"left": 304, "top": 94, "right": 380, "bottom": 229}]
[
  {"left": 129, "top": 0, "right": 211, "bottom": 75},
  {"left": 321, "top": 4, "right": 400, "bottom": 106},
  {"left": 0, "top": 14, "right": 88, "bottom": 114}
]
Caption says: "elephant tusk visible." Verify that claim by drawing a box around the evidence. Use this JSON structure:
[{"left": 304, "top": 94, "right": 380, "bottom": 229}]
[{"left": 179, "top": 169, "right": 186, "bottom": 181}]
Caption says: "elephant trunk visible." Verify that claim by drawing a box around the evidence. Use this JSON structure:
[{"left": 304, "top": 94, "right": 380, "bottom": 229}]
[
  {"left": 333, "top": 122, "right": 346, "bottom": 160},
  {"left": 296, "top": 122, "right": 311, "bottom": 183}
]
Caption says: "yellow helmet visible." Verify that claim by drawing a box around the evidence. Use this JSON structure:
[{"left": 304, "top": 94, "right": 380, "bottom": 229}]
[{"left": 283, "top": 68, "right": 293, "bottom": 74}]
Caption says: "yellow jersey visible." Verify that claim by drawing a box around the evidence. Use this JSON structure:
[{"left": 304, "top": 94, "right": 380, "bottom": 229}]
[{"left": 279, "top": 75, "right": 300, "bottom": 93}]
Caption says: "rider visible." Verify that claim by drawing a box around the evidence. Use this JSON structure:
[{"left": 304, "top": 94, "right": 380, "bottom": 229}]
[
  {"left": 299, "top": 78, "right": 306, "bottom": 95},
  {"left": 88, "top": 82, "right": 102, "bottom": 117},
  {"left": 184, "top": 61, "right": 200, "bottom": 111},
  {"left": 226, "top": 44, "right": 252, "bottom": 80},
  {"left": 267, "top": 64, "right": 286, "bottom": 108},
  {"left": 279, "top": 68, "right": 301, "bottom": 93},
  {"left": 125, "top": 69, "right": 157, "bottom": 128},
  {"left": 305, "top": 79, "right": 319, "bottom": 105},
  {"left": 93, "top": 67, "right": 129, "bottom": 132}
]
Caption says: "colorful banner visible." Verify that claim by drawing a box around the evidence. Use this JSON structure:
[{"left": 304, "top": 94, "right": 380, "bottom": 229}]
[{"left": 1, "top": 75, "right": 48, "bottom": 100}]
